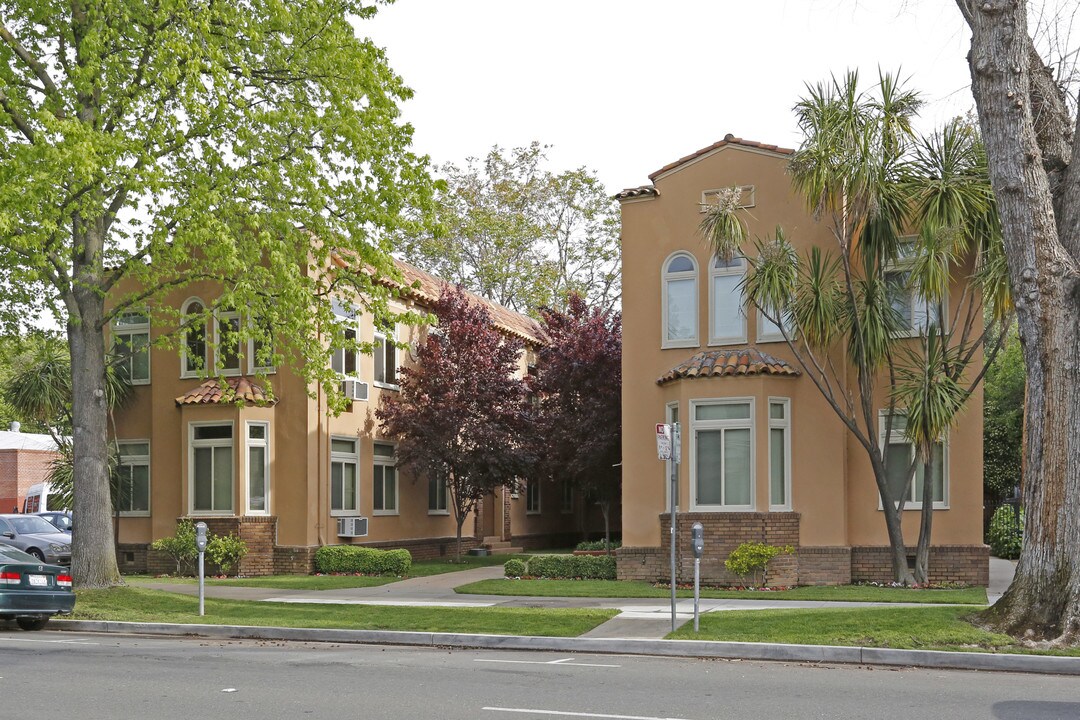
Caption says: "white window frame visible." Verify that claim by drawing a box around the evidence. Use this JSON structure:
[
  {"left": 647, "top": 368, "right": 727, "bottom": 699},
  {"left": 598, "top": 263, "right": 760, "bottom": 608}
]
[
  {"left": 247, "top": 315, "right": 276, "bottom": 375},
  {"left": 180, "top": 297, "right": 207, "bottom": 379},
  {"left": 768, "top": 398, "right": 792, "bottom": 511},
  {"left": 428, "top": 475, "right": 449, "bottom": 515},
  {"left": 884, "top": 239, "right": 945, "bottom": 338},
  {"left": 661, "top": 251, "right": 699, "bottom": 349},
  {"left": 708, "top": 255, "right": 747, "bottom": 346},
  {"left": 757, "top": 307, "right": 793, "bottom": 343},
  {"left": 245, "top": 421, "right": 270, "bottom": 515},
  {"left": 372, "top": 441, "right": 398, "bottom": 516},
  {"left": 525, "top": 478, "right": 541, "bottom": 515},
  {"left": 690, "top": 398, "right": 755, "bottom": 512},
  {"left": 213, "top": 309, "right": 243, "bottom": 376},
  {"left": 117, "top": 440, "right": 151, "bottom": 517},
  {"left": 113, "top": 311, "right": 151, "bottom": 385},
  {"left": 189, "top": 421, "right": 235, "bottom": 516},
  {"left": 330, "top": 436, "right": 360, "bottom": 517},
  {"left": 664, "top": 402, "right": 680, "bottom": 511},
  {"left": 331, "top": 301, "right": 362, "bottom": 383},
  {"left": 878, "top": 411, "right": 950, "bottom": 510},
  {"left": 373, "top": 326, "right": 400, "bottom": 390}
]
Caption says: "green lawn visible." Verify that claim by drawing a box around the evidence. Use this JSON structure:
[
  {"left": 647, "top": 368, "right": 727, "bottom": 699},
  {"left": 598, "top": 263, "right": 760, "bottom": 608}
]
[
  {"left": 455, "top": 578, "right": 987, "bottom": 605},
  {"left": 70, "top": 586, "right": 615, "bottom": 637},
  {"left": 667, "top": 605, "right": 1080, "bottom": 656},
  {"left": 128, "top": 554, "right": 522, "bottom": 591}
]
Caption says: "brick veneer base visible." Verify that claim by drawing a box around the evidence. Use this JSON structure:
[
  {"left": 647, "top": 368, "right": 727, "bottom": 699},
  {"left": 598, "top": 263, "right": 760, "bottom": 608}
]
[{"left": 616, "top": 514, "right": 989, "bottom": 587}]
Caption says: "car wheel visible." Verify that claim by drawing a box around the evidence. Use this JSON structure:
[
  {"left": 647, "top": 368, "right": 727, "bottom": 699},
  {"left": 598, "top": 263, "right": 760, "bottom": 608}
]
[
  {"left": 27, "top": 548, "right": 45, "bottom": 562},
  {"left": 17, "top": 617, "right": 48, "bottom": 631}
]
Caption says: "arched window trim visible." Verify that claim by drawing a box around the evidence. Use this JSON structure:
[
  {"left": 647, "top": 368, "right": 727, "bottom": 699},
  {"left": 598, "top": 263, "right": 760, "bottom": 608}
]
[
  {"left": 180, "top": 297, "right": 208, "bottom": 379},
  {"left": 708, "top": 253, "right": 747, "bottom": 346},
  {"left": 661, "top": 251, "right": 699, "bottom": 349}
]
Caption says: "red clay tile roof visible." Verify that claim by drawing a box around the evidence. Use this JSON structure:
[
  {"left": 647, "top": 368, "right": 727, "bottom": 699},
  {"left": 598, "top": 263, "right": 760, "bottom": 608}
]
[
  {"left": 175, "top": 377, "right": 276, "bottom": 406},
  {"left": 614, "top": 185, "right": 659, "bottom": 200},
  {"left": 657, "top": 348, "right": 800, "bottom": 385},
  {"left": 648, "top": 134, "right": 796, "bottom": 181}
]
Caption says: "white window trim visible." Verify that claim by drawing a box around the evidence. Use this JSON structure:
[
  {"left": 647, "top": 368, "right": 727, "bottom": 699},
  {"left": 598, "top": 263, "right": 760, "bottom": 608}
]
[
  {"left": 661, "top": 251, "right": 699, "bottom": 349},
  {"left": 113, "top": 312, "right": 151, "bottom": 386},
  {"left": 247, "top": 317, "right": 276, "bottom": 375},
  {"left": 665, "top": 401, "right": 679, "bottom": 511},
  {"left": 885, "top": 238, "right": 948, "bottom": 339},
  {"left": 700, "top": 185, "right": 756, "bottom": 212},
  {"left": 117, "top": 439, "right": 151, "bottom": 517},
  {"left": 188, "top": 421, "right": 235, "bottom": 516},
  {"left": 708, "top": 255, "right": 747, "bottom": 346},
  {"left": 428, "top": 475, "right": 450, "bottom": 515},
  {"left": 332, "top": 302, "right": 362, "bottom": 386},
  {"left": 213, "top": 309, "right": 243, "bottom": 377},
  {"left": 372, "top": 441, "right": 399, "bottom": 516},
  {"left": 180, "top": 297, "right": 207, "bottom": 379},
  {"left": 526, "top": 478, "right": 541, "bottom": 515},
  {"left": 689, "top": 397, "right": 756, "bottom": 512},
  {"left": 373, "top": 327, "right": 401, "bottom": 391},
  {"left": 330, "top": 435, "right": 360, "bottom": 517},
  {"left": 768, "top": 397, "right": 792, "bottom": 511},
  {"left": 757, "top": 307, "right": 792, "bottom": 344},
  {"left": 877, "top": 410, "right": 950, "bottom": 510},
  {"left": 245, "top": 421, "right": 270, "bottom": 516}
]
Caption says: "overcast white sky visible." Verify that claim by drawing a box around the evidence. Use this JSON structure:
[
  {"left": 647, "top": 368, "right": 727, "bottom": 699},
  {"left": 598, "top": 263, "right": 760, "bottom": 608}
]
[{"left": 359, "top": 1, "right": 976, "bottom": 193}]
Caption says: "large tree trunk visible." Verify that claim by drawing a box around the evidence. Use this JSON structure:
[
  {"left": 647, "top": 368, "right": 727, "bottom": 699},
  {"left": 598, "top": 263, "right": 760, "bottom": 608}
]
[
  {"left": 68, "top": 282, "right": 121, "bottom": 588},
  {"left": 958, "top": 0, "right": 1080, "bottom": 642},
  {"left": 914, "top": 457, "right": 935, "bottom": 586},
  {"left": 870, "top": 450, "right": 916, "bottom": 585}
]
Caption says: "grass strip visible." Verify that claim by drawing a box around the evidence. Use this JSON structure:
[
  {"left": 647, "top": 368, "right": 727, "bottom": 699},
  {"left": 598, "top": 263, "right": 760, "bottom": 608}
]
[
  {"left": 667, "top": 606, "right": 1080, "bottom": 656},
  {"left": 70, "top": 586, "right": 616, "bottom": 637},
  {"left": 455, "top": 578, "right": 987, "bottom": 605}
]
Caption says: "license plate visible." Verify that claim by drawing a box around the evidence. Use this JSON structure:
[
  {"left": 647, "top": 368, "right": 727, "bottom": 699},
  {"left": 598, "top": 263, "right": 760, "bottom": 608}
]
[{"left": 27, "top": 575, "right": 48, "bottom": 587}]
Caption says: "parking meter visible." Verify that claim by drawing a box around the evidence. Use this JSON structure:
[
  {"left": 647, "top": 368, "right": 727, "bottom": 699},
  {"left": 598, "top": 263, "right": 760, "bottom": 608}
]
[
  {"left": 195, "top": 522, "right": 209, "bottom": 552},
  {"left": 195, "top": 522, "right": 208, "bottom": 616},
  {"left": 691, "top": 522, "right": 704, "bottom": 559}
]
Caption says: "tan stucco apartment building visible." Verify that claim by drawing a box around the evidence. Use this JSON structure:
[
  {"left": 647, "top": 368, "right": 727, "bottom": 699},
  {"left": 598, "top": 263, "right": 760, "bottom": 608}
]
[
  {"left": 108, "top": 257, "right": 583, "bottom": 575},
  {"left": 615, "top": 136, "right": 989, "bottom": 586}
]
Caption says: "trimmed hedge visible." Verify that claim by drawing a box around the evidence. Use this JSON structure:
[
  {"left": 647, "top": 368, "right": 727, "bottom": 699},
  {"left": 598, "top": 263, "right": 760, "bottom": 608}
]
[
  {"left": 503, "top": 558, "right": 527, "bottom": 577},
  {"left": 574, "top": 540, "right": 621, "bottom": 551},
  {"left": 525, "top": 554, "right": 616, "bottom": 580},
  {"left": 987, "top": 505, "right": 1023, "bottom": 559},
  {"left": 314, "top": 545, "right": 412, "bottom": 576}
]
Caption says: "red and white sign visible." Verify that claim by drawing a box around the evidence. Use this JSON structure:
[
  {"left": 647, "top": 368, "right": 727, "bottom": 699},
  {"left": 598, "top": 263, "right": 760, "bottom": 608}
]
[{"left": 656, "top": 423, "right": 672, "bottom": 461}]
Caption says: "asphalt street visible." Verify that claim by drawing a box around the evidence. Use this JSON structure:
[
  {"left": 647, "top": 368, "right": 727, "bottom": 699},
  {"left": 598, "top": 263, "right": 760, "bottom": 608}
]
[{"left": 3, "top": 630, "right": 1078, "bottom": 720}]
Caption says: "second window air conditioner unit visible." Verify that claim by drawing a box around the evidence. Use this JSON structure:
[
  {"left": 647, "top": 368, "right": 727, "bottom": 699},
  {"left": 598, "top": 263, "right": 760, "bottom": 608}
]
[
  {"left": 337, "top": 516, "right": 369, "bottom": 538},
  {"left": 341, "top": 379, "right": 369, "bottom": 402}
]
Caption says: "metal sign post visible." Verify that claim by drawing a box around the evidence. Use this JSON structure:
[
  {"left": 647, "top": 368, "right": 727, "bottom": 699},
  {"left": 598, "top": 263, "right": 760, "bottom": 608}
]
[
  {"left": 195, "top": 522, "right": 208, "bottom": 617},
  {"left": 669, "top": 422, "right": 681, "bottom": 633}
]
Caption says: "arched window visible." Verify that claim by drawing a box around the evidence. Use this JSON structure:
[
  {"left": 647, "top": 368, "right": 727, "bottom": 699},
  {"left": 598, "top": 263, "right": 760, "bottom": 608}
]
[
  {"left": 181, "top": 298, "right": 207, "bottom": 378},
  {"left": 662, "top": 252, "right": 698, "bottom": 348},
  {"left": 709, "top": 254, "right": 746, "bottom": 345}
]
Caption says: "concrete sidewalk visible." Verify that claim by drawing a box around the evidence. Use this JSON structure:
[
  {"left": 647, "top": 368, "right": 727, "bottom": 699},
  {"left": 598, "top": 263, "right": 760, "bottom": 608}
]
[{"left": 132, "top": 559, "right": 1013, "bottom": 640}]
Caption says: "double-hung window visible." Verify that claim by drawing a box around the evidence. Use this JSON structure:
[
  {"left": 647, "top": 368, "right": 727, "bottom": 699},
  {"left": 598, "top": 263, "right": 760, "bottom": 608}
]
[
  {"left": 246, "top": 422, "right": 269, "bottom": 514},
  {"left": 117, "top": 441, "right": 150, "bottom": 515},
  {"left": 191, "top": 423, "right": 234, "bottom": 514},
  {"left": 330, "top": 437, "right": 359, "bottom": 515},
  {"left": 214, "top": 309, "right": 242, "bottom": 375},
  {"left": 526, "top": 478, "right": 541, "bottom": 514},
  {"left": 880, "top": 412, "right": 948, "bottom": 508},
  {"left": 884, "top": 241, "right": 940, "bottom": 335},
  {"left": 428, "top": 475, "right": 448, "bottom": 514},
  {"left": 662, "top": 253, "right": 698, "bottom": 348},
  {"left": 372, "top": 442, "right": 398, "bottom": 515},
  {"left": 181, "top": 299, "right": 207, "bottom": 378},
  {"left": 768, "top": 399, "right": 791, "bottom": 509},
  {"left": 709, "top": 255, "right": 746, "bottom": 345},
  {"left": 692, "top": 399, "right": 754, "bottom": 510},
  {"left": 374, "top": 326, "right": 399, "bottom": 389},
  {"left": 248, "top": 315, "right": 275, "bottom": 375},
  {"left": 113, "top": 312, "right": 150, "bottom": 385}
]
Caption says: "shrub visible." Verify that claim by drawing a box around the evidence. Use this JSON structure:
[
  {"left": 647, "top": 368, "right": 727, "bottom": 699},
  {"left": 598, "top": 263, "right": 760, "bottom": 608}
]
[
  {"left": 207, "top": 533, "right": 248, "bottom": 576},
  {"left": 150, "top": 519, "right": 199, "bottom": 575},
  {"left": 724, "top": 542, "right": 794, "bottom": 587},
  {"left": 525, "top": 554, "right": 616, "bottom": 580},
  {"left": 987, "top": 505, "right": 1023, "bottom": 559},
  {"left": 314, "top": 545, "right": 412, "bottom": 576},
  {"left": 503, "top": 558, "right": 527, "bottom": 577},
  {"left": 574, "top": 540, "right": 622, "bottom": 552}
]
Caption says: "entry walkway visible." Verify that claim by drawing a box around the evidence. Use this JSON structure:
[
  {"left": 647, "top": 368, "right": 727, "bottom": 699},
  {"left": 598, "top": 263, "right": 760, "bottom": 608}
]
[{"left": 134, "top": 558, "right": 1015, "bottom": 640}]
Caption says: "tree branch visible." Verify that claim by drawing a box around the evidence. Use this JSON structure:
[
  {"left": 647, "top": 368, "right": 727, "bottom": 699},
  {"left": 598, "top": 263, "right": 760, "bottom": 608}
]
[
  {"left": 0, "top": 87, "right": 35, "bottom": 142},
  {"left": 0, "top": 19, "right": 63, "bottom": 112}
]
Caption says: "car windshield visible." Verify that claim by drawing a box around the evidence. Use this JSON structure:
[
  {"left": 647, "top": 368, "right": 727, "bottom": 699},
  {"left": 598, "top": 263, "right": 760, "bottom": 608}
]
[
  {"left": 8, "top": 516, "right": 62, "bottom": 535},
  {"left": 44, "top": 515, "right": 71, "bottom": 530}
]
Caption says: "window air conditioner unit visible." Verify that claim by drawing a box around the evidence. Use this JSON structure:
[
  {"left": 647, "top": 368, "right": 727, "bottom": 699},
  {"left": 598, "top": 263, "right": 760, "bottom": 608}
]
[
  {"left": 337, "top": 516, "right": 368, "bottom": 538},
  {"left": 341, "top": 379, "right": 369, "bottom": 402}
]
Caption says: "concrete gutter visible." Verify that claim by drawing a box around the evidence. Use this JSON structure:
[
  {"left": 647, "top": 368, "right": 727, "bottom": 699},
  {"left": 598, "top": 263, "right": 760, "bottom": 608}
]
[{"left": 54, "top": 620, "right": 1080, "bottom": 676}]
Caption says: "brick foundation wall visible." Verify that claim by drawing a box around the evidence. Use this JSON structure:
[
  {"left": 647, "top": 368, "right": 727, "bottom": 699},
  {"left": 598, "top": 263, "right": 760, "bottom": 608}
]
[
  {"left": 671, "top": 512, "right": 800, "bottom": 586},
  {"left": 274, "top": 546, "right": 317, "bottom": 574},
  {"left": 615, "top": 546, "right": 667, "bottom": 582},
  {"left": 356, "top": 535, "right": 478, "bottom": 561},
  {"left": 798, "top": 546, "right": 852, "bottom": 585},
  {"left": 189, "top": 516, "right": 277, "bottom": 576},
  {"left": 116, "top": 543, "right": 149, "bottom": 574},
  {"left": 851, "top": 545, "right": 989, "bottom": 585}
]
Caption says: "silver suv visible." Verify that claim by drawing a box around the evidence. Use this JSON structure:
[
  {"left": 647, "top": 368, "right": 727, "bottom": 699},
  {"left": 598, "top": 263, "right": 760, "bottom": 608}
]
[{"left": 0, "top": 515, "right": 72, "bottom": 565}]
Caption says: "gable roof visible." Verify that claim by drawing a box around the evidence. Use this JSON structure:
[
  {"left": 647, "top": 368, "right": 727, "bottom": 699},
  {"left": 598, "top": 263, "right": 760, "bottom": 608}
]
[
  {"left": 648, "top": 134, "right": 795, "bottom": 182},
  {"left": 657, "top": 348, "right": 800, "bottom": 385},
  {"left": 176, "top": 377, "right": 276, "bottom": 406}
]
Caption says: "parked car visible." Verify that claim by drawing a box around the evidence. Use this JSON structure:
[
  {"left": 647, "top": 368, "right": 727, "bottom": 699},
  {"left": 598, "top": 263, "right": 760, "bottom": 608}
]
[
  {"left": 0, "top": 515, "right": 72, "bottom": 565},
  {"left": 0, "top": 544, "right": 75, "bottom": 630},
  {"left": 36, "top": 512, "right": 72, "bottom": 534}
]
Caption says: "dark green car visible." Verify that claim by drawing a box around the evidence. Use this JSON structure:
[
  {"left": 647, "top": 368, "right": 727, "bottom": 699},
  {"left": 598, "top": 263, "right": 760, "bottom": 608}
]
[{"left": 0, "top": 545, "right": 75, "bottom": 630}]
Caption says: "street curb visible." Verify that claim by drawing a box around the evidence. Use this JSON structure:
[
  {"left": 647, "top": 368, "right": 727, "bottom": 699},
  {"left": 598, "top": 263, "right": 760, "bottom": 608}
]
[{"left": 53, "top": 620, "right": 1080, "bottom": 675}]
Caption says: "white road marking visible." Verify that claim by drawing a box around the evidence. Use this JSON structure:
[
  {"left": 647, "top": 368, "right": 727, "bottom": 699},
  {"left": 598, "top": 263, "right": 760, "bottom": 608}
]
[
  {"left": 483, "top": 707, "right": 694, "bottom": 720},
  {"left": 475, "top": 657, "right": 621, "bottom": 668},
  {"left": 262, "top": 598, "right": 495, "bottom": 608},
  {"left": 222, "top": 688, "right": 237, "bottom": 693},
  {"left": 0, "top": 637, "right": 99, "bottom": 646}
]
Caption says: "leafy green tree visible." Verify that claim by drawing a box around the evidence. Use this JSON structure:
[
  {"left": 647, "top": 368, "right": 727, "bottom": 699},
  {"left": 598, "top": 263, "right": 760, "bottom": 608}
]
[
  {"left": 0, "top": 2, "right": 433, "bottom": 586},
  {"left": 400, "top": 143, "right": 621, "bottom": 316},
  {"left": 982, "top": 323, "right": 1024, "bottom": 505},
  {"left": 706, "top": 73, "right": 1008, "bottom": 584}
]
